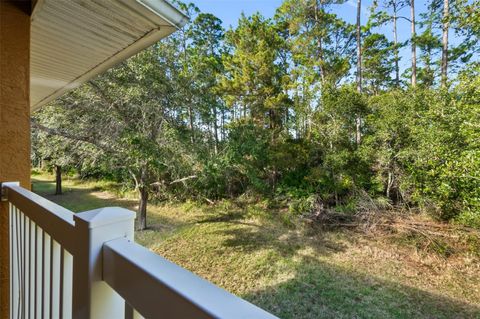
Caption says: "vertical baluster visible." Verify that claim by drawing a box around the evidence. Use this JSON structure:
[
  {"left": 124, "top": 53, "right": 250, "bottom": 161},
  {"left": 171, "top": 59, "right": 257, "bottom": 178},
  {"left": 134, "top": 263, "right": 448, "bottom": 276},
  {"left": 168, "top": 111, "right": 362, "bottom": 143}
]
[
  {"left": 10, "top": 204, "right": 18, "bottom": 319},
  {"left": 14, "top": 206, "right": 20, "bottom": 319},
  {"left": 30, "top": 221, "right": 35, "bottom": 319},
  {"left": 60, "top": 248, "right": 65, "bottom": 319},
  {"left": 62, "top": 250, "right": 73, "bottom": 319},
  {"left": 51, "top": 240, "right": 61, "bottom": 319},
  {"left": 9, "top": 203, "right": 13, "bottom": 319},
  {"left": 16, "top": 208, "right": 21, "bottom": 319},
  {"left": 49, "top": 238, "right": 53, "bottom": 319},
  {"left": 25, "top": 216, "right": 30, "bottom": 318},
  {"left": 17, "top": 208, "right": 21, "bottom": 319},
  {"left": 36, "top": 226, "right": 43, "bottom": 319},
  {"left": 43, "top": 233, "right": 51, "bottom": 319},
  {"left": 20, "top": 209, "right": 25, "bottom": 318},
  {"left": 18, "top": 208, "right": 23, "bottom": 319}
]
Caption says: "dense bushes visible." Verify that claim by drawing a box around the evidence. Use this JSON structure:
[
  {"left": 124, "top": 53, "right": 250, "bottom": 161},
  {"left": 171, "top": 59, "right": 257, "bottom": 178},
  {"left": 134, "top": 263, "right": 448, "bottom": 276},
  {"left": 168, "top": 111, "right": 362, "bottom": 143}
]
[{"left": 187, "top": 80, "right": 479, "bottom": 227}]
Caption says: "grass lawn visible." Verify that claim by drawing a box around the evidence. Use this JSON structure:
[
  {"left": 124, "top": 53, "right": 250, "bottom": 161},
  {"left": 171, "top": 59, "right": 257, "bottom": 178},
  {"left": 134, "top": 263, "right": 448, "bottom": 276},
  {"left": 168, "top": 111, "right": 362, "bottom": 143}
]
[{"left": 32, "top": 173, "right": 480, "bottom": 319}]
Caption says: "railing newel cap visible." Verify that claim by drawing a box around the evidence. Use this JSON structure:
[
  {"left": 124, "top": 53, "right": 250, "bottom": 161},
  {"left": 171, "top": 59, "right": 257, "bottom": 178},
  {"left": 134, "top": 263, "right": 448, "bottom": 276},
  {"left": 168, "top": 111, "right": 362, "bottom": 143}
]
[{"left": 75, "top": 207, "right": 135, "bottom": 229}]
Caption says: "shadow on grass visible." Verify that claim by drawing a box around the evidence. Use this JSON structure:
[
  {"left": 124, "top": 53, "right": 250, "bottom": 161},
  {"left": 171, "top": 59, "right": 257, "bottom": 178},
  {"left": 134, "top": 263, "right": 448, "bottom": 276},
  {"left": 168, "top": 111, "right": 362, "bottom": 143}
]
[
  {"left": 243, "top": 255, "right": 480, "bottom": 319},
  {"left": 197, "top": 209, "right": 263, "bottom": 229},
  {"left": 218, "top": 225, "right": 346, "bottom": 258},
  {"left": 32, "top": 178, "right": 137, "bottom": 212},
  {"left": 207, "top": 219, "right": 479, "bottom": 319},
  {"left": 198, "top": 209, "right": 246, "bottom": 224},
  {"left": 31, "top": 177, "right": 188, "bottom": 233},
  {"left": 196, "top": 201, "right": 347, "bottom": 258}
]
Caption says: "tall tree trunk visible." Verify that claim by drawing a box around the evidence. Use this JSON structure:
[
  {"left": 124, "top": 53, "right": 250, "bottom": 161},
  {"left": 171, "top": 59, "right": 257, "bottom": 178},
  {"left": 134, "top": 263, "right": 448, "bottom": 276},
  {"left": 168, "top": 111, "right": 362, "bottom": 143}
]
[
  {"left": 426, "top": 48, "right": 433, "bottom": 87},
  {"left": 441, "top": 0, "right": 449, "bottom": 87},
  {"left": 386, "top": 171, "right": 393, "bottom": 199},
  {"left": 314, "top": 2, "right": 326, "bottom": 84},
  {"left": 269, "top": 109, "right": 275, "bottom": 130},
  {"left": 137, "top": 167, "right": 148, "bottom": 231},
  {"left": 213, "top": 104, "right": 219, "bottom": 155},
  {"left": 188, "top": 104, "right": 195, "bottom": 143},
  {"left": 137, "top": 186, "right": 148, "bottom": 231},
  {"left": 393, "top": 3, "right": 400, "bottom": 87},
  {"left": 182, "top": 28, "right": 195, "bottom": 143},
  {"left": 355, "top": 0, "right": 362, "bottom": 145},
  {"left": 411, "top": 0, "right": 417, "bottom": 86},
  {"left": 356, "top": 0, "right": 362, "bottom": 93},
  {"left": 55, "top": 165, "right": 62, "bottom": 195},
  {"left": 221, "top": 108, "right": 225, "bottom": 141}
]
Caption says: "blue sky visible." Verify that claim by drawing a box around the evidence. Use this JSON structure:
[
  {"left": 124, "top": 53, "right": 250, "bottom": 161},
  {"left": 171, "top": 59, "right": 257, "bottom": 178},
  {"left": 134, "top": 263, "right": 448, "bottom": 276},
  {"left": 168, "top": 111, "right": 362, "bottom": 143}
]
[
  {"left": 188, "top": 0, "right": 442, "bottom": 73},
  {"left": 190, "top": 0, "right": 283, "bottom": 29},
  {"left": 189, "top": 0, "right": 430, "bottom": 36}
]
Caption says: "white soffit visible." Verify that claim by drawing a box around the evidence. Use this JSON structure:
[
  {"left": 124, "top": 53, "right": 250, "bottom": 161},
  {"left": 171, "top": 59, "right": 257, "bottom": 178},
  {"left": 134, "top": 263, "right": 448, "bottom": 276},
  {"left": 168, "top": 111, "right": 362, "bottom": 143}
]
[{"left": 31, "top": 0, "right": 188, "bottom": 110}]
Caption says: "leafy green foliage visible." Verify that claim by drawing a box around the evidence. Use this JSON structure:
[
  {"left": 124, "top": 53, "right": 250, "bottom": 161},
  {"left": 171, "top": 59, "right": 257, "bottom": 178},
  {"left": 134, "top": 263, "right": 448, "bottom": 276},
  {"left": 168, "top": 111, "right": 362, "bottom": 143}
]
[{"left": 32, "top": 1, "right": 480, "bottom": 228}]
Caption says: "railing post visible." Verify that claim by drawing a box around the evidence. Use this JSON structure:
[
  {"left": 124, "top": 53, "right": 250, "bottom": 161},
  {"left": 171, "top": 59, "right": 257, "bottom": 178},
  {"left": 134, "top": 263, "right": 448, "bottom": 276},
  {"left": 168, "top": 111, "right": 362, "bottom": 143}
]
[
  {"left": 0, "top": 182, "right": 19, "bottom": 318},
  {"left": 72, "top": 207, "right": 135, "bottom": 319}
]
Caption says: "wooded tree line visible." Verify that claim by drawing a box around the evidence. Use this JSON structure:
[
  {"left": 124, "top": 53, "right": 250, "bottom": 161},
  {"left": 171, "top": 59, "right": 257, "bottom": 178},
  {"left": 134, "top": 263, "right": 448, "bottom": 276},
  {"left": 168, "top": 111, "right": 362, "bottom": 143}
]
[{"left": 32, "top": 0, "right": 480, "bottom": 230}]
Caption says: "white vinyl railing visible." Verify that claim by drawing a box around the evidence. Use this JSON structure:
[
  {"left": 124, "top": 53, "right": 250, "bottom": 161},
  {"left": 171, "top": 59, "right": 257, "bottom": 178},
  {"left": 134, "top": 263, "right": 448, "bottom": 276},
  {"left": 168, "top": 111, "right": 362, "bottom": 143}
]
[
  {"left": 2, "top": 182, "right": 278, "bottom": 319},
  {"left": 6, "top": 182, "right": 75, "bottom": 319}
]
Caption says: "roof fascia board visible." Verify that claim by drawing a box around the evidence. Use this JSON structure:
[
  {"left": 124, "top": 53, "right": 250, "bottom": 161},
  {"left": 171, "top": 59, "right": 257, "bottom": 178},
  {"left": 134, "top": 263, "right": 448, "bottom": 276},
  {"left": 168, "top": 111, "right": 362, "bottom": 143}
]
[{"left": 136, "top": 0, "right": 188, "bottom": 29}]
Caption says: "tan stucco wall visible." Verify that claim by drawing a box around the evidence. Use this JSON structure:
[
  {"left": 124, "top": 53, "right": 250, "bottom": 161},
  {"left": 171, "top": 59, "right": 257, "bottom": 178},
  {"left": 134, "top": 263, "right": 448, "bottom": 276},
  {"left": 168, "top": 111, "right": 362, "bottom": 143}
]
[{"left": 0, "top": 1, "right": 31, "bottom": 316}]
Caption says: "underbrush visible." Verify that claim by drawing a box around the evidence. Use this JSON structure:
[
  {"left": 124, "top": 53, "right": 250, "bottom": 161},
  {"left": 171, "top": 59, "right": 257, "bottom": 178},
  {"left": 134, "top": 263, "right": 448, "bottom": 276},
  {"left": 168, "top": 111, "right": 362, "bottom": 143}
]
[
  {"left": 33, "top": 170, "right": 479, "bottom": 260},
  {"left": 257, "top": 190, "right": 480, "bottom": 259},
  {"left": 181, "top": 191, "right": 480, "bottom": 260}
]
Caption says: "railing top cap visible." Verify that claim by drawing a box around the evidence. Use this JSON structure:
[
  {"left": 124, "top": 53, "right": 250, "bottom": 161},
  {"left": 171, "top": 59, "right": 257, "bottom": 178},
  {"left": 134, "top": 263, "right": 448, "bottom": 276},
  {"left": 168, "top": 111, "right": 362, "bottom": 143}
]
[
  {"left": 1, "top": 181, "right": 20, "bottom": 201},
  {"left": 74, "top": 207, "right": 135, "bottom": 228}
]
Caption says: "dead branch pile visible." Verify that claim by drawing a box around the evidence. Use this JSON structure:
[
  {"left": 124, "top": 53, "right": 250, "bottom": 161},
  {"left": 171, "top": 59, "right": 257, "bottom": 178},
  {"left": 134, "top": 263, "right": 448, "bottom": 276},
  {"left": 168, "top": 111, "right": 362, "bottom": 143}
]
[{"left": 303, "top": 191, "right": 480, "bottom": 256}]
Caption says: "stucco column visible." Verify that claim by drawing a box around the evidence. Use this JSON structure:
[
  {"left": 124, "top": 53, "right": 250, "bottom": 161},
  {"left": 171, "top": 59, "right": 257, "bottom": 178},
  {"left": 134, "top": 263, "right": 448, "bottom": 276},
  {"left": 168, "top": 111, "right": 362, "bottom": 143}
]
[{"left": 0, "top": 1, "right": 31, "bottom": 316}]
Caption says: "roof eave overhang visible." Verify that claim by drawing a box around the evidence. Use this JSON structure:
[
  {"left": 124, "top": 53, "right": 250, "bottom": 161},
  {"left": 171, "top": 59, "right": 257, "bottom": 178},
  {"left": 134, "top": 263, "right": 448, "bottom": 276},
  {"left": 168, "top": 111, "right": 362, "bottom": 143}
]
[{"left": 30, "top": 0, "right": 188, "bottom": 110}]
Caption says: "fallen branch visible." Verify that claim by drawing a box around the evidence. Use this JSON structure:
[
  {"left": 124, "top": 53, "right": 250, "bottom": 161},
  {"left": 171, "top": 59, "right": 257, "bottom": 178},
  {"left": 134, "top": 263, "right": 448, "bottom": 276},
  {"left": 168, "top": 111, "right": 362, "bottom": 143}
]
[
  {"left": 169, "top": 175, "right": 197, "bottom": 185},
  {"left": 203, "top": 197, "right": 215, "bottom": 205}
]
